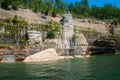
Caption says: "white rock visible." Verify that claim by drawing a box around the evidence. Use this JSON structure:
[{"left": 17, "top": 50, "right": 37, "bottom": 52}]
[{"left": 23, "top": 48, "right": 63, "bottom": 62}]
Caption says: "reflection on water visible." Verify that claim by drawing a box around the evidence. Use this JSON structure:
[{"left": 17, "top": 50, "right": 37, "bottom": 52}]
[{"left": 0, "top": 54, "right": 120, "bottom": 80}]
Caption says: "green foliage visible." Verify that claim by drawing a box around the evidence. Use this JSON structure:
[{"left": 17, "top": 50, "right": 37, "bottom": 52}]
[
  {"left": 5, "top": 18, "right": 11, "bottom": 23},
  {"left": 12, "top": 15, "right": 27, "bottom": 25},
  {"left": 42, "top": 21, "right": 61, "bottom": 39},
  {"left": 113, "top": 33, "right": 120, "bottom": 50},
  {"left": 79, "top": 28, "right": 98, "bottom": 34},
  {"left": 12, "top": 15, "right": 18, "bottom": 24},
  {"left": 1, "top": 0, "right": 120, "bottom": 23},
  {"left": 72, "top": 34, "right": 78, "bottom": 40},
  {"left": 109, "top": 18, "right": 119, "bottom": 35},
  {"left": 11, "top": 0, "right": 21, "bottom": 10},
  {"left": 1, "top": 0, "right": 120, "bottom": 24},
  {"left": 47, "top": 30, "right": 55, "bottom": 39},
  {"left": 52, "top": 9, "right": 57, "bottom": 17},
  {"left": 90, "top": 4, "right": 120, "bottom": 21},
  {"left": 0, "top": 16, "right": 27, "bottom": 45},
  {"left": 45, "top": 10, "right": 49, "bottom": 16},
  {"left": 111, "top": 18, "right": 119, "bottom": 26},
  {"left": 68, "top": 0, "right": 90, "bottom": 18},
  {"left": 0, "top": 0, "right": 21, "bottom": 10}
]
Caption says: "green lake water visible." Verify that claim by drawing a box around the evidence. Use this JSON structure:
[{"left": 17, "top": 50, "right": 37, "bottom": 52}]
[{"left": 0, "top": 54, "right": 120, "bottom": 80}]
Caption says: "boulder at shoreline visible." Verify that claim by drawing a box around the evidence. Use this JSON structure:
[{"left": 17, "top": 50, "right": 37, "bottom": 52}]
[{"left": 23, "top": 48, "right": 63, "bottom": 62}]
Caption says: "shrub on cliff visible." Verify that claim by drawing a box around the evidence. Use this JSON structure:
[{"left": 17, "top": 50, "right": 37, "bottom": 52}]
[{"left": 46, "top": 30, "right": 55, "bottom": 39}]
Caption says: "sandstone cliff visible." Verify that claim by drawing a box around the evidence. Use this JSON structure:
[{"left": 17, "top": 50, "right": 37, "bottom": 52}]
[{"left": 0, "top": 8, "right": 107, "bottom": 34}]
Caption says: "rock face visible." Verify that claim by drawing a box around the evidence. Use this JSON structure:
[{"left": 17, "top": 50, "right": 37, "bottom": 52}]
[
  {"left": 89, "top": 39, "right": 117, "bottom": 55},
  {"left": 59, "top": 12, "right": 88, "bottom": 56},
  {"left": 74, "top": 33, "right": 88, "bottom": 55},
  {"left": 74, "top": 18, "right": 107, "bottom": 34},
  {"left": 23, "top": 48, "right": 63, "bottom": 62},
  {"left": 0, "top": 8, "right": 107, "bottom": 34},
  {"left": 27, "top": 30, "right": 42, "bottom": 45},
  {"left": 2, "top": 55, "right": 15, "bottom": 62},
  {"left": 61, "top": 12, "right": 74, "bottom": 49},
  {"left": 60, "top": 12, "right": 75, "bottom": 56}
]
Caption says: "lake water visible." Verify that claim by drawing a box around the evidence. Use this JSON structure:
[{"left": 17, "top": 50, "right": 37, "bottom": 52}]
[{"left": 0, "top": 54, "right": 120, "bottom": 80}]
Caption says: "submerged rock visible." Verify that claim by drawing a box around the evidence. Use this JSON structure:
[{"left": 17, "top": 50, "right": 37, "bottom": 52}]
[
  {"left": 2, "top": 55, "right": 15, "bottom": 62},
  {"left": 23, "top": 48, "right": 63, "bottom": 62}
]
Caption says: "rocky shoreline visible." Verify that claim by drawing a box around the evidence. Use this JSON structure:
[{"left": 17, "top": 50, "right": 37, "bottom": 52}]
[
  {"left": 0, "top": 48, "right": 90, "bottom": 63},
  {"left": 23, "top": 48, "right": 90, "bottom": 62}
]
